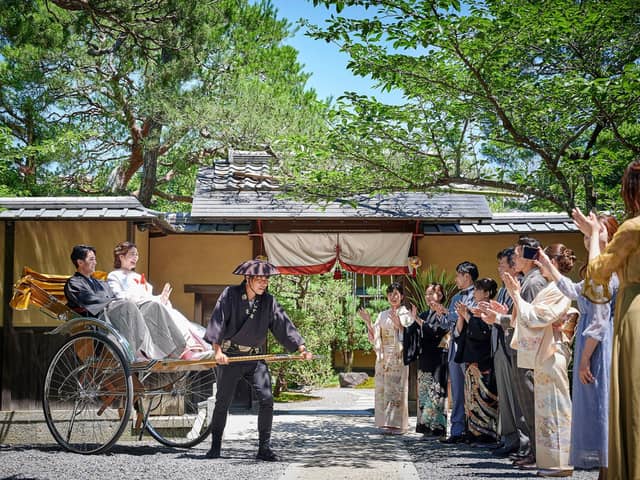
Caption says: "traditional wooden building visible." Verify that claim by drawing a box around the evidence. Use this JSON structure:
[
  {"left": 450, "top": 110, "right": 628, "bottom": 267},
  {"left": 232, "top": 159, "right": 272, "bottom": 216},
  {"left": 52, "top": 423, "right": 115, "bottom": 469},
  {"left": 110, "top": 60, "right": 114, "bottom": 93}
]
[{"left": 0, "top": 151, "right": 584, "bottom": 409}]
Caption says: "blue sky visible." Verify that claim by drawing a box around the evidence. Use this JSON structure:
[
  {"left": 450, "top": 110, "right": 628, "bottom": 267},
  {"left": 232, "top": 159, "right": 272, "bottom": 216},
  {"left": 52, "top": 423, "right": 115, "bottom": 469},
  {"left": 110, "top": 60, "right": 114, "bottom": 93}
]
[{"left": 269, "top": 0, "right": 404, "bottom": 104}]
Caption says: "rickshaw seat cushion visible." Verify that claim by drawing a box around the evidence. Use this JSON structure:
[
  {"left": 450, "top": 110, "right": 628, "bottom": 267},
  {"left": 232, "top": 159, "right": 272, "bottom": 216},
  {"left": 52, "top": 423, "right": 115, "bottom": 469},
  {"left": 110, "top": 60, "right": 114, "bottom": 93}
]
[{"left": 10, "top": 266, "right": 108, "bottom": 321}]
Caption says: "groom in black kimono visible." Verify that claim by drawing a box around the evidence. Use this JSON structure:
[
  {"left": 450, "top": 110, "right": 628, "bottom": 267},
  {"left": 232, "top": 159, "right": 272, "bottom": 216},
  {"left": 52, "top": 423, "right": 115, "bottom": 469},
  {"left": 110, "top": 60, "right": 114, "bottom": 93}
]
[{"left": 204, "top": 259, "right": 312, "bottom": 461}]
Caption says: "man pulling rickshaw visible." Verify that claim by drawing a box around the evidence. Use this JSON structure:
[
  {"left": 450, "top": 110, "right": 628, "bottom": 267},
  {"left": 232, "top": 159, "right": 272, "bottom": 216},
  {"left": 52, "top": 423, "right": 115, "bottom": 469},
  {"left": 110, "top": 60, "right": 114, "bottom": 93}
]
[{"left": 204, "top": 259, "right": 313, "bottom": 461}]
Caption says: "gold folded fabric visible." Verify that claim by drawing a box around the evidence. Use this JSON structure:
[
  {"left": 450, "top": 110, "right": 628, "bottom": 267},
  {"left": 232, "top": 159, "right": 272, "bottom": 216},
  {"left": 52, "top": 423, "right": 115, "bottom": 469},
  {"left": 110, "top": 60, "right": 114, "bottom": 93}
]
[{"left": 8, "top": 266, "right": 104, "bottom": 320}]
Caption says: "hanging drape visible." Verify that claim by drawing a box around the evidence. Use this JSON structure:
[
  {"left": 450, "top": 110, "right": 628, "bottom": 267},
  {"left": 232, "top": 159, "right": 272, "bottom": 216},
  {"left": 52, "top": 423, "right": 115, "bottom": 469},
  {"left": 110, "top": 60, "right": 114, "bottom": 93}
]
[{"left": 263, "top": 232, "right": 411, "bottom": 275}]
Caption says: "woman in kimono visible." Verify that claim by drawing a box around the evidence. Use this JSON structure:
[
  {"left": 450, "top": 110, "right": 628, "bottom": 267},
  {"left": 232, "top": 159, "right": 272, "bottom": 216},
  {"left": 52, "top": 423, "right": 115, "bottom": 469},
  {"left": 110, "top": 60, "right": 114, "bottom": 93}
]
[
  {"left": 404, "top": 282, "right": 449, "bottom": 437},
  {"left": 455, "top": 277, "right": 499, "bottom": 444},
  {"left": 107, "top": 241, "right": 211, "bottom": 360},
  {"left": 541, "top": 215, "right": 619, "bottom": 480},
  {"left": 578, "top": 158, "right": 640, "bottom": 480},
  {"left": 505, "top": 244, "right": 575, "bottom": 478},
  {"left": 359, "top": 282, "right": 414, "bottom": 434}
]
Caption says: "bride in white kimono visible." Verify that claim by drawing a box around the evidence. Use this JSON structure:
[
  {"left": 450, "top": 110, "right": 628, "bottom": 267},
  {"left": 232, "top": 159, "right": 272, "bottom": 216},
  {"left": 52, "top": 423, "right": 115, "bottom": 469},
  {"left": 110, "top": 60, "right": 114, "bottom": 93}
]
[
  {"left": 505, "top": 243, "right": 576, "bottom": 478},
  {"left": 107, "top": 241, "right": 211, "bottom": 360}
]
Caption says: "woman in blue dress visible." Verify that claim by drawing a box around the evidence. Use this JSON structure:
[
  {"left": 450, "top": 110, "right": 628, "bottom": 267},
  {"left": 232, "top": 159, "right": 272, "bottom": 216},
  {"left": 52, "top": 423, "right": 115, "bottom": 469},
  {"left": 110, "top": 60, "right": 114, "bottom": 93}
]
[{"left": 540, "top": 214, "right": 619, "bottom": 480}]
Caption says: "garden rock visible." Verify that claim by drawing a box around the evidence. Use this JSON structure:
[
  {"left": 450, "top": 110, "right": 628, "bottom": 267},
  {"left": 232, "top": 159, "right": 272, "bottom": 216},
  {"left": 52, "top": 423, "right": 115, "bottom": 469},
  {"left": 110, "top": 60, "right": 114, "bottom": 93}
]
[{"left": 338, "top": 372, "right": 368, "bottom": 388}]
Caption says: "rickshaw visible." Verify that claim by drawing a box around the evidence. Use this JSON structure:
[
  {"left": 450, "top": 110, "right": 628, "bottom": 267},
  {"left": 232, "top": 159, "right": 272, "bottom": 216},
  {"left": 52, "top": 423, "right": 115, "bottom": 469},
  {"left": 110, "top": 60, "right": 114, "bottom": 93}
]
[{"left": 10, "top": 267, "right": 304, "bottom": 454}]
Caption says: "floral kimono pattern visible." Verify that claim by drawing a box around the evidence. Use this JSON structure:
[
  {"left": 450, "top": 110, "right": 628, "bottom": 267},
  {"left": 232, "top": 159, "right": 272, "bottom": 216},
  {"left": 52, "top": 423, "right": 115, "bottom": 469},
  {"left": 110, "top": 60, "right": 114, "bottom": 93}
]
[
  {"left": 512, "top": 281, "right": 572, "bottom": 470},
  {"left": 373, "top": 307, "right": 413, "bottom": 433}
]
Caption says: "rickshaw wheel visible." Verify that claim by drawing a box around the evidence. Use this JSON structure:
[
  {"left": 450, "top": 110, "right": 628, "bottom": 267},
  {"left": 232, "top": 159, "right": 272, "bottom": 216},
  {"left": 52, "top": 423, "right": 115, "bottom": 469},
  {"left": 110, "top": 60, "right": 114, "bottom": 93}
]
[
  {"left": 43, "top": 331, "right": 133, "bottom": 454},
  {"left": 138, "top": 368, "right": 217, "bottom": 448}
]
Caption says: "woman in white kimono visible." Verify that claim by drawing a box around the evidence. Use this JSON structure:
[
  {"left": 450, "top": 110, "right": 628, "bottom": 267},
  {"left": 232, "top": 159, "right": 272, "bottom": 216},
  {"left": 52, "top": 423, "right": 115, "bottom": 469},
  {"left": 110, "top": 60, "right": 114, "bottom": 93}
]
[
  {"left": 505, "top": 244, "right": 575, "bottom": 478},
  {"left": 107, "top": 241, "right": 211, "bottom": 360},
  {"left": 359, "top": 282, "right": 415, "bottom": 434}
]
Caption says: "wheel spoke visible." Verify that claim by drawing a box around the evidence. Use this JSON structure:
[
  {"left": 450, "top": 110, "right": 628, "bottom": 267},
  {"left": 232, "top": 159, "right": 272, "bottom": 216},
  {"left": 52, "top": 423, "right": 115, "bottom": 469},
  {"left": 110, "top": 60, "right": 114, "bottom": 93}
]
[
  {"left": 141, "top": 369, "right": 217, "bottom": 448},
  {"left": 43, "top": 332, "right": 133, "bottom": 454}
]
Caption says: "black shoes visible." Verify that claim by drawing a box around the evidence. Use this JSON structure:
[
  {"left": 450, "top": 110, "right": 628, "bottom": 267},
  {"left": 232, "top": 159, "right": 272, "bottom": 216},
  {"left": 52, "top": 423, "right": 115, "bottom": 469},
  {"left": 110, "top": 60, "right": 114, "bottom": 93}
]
[
  {"left": 256, "top": 447, "right": 279, "bottom": 462},
  {"left": 416, "top": 424, "right": 431, "bottom": 435},
  {"left": 205, "top": 430, "right": 222, "bottom": 459},
  {"left": 468, "top": 434, "right": 498, "bottom": 448},
  {"left": 417, "top": 424, "right": 446, "bottom": 438},
  {"left": 439, "top": 434, "right": 465, "bottom": 444},
  {"left": 493, "top": 444, "right": 519, "bottom": 457},
  {"left": 205, "top": 446, "right": 220, "bottom": 459}
]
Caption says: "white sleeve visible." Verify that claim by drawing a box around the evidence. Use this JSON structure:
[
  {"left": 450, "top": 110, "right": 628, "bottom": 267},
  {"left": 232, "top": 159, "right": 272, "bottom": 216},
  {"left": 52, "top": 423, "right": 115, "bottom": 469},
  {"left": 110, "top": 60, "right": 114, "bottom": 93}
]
[{"left": 107, "top": 271, "right": 127, "bottom": 300}]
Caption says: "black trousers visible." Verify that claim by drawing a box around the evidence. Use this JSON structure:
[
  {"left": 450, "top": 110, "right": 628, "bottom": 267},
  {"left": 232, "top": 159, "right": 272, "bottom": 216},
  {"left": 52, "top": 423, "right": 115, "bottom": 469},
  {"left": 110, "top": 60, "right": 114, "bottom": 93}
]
[{"left": 211, "top": 360, "right": 274, "bottom": 442}]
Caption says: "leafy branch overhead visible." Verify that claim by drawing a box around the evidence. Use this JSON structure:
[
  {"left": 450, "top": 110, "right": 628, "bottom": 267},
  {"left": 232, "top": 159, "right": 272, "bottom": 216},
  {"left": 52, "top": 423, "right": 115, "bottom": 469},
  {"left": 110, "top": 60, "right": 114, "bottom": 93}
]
[
  {"left": 1, "top": 0, "right": 328, "bottom": 209},
  {"left": 284, "top": 0, "right": 640, "bottom": 214}
]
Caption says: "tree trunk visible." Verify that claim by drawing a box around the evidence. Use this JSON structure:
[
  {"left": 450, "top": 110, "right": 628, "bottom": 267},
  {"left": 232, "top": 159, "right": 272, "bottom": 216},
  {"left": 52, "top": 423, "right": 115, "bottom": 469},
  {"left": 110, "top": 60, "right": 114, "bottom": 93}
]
[
  {"left": 344, "top": 350, "right": 354, "bottom": 373},
  {"left": 137, "top": 119, "right": 162, "bottom": 207}
]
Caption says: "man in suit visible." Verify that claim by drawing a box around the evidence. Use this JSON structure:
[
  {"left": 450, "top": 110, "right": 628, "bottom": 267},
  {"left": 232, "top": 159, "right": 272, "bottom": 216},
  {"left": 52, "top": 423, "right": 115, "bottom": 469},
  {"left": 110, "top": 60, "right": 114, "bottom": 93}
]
[
  {"left": 440, "top": 261, "right": 478, "bottom": 444},
  {"left": 487, "top": 247, "right": 522, "bottom": 456}
]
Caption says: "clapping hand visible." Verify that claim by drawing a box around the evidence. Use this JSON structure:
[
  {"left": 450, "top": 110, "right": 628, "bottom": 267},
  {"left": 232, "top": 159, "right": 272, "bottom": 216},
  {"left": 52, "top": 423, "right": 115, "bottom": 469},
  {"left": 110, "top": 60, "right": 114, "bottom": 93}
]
[
  {"left": 489, "top": 300, "right": 508, "bottom": 314},
  {"left": 160, "top": 282, "right": 173, "bottom": 305},
  {"left": 534, "top": 248, "right": 553, "bottom": 278},
  {"left": 410, "top": 304, "right": 423, "bottom": 326},
  {"left": 476, "top": 301, "right": 496, "bottom": 325},
  {"left": 455, "top": 301, "right": 470, "bottom": 321},
  {"left": 477, "top": 300, "right": 510, "bottom": 326},
  {"left": 357, "top": 307, "right": 372, "bottom": 326},
  {"left": 429, "top": 301, "right": 448, "bottom": 315},
  {"left": 502, "top": 272, "right": 520, "bottom": 299},
  {"left": 572, "top": 207, "right": 601, "bottom": 237},
  {"left": 389, "top": 309, "right": 402, "bottom": 330},
  {"left": 469, "top": 305, "right": 482, "bottom": 317}
]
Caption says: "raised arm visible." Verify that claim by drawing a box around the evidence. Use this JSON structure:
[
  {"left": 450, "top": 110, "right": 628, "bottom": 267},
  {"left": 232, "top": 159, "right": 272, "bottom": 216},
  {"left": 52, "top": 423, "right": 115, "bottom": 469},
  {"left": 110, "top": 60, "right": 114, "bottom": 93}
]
[{"left": 585, "top": 218, "right": 640, "bottom": 301}]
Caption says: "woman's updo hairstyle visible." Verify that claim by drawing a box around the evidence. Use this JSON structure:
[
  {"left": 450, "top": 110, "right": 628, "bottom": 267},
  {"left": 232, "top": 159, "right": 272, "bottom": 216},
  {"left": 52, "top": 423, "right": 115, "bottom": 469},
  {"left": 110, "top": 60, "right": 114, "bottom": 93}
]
[
  {"left": 386, "top": 282, "right": 404, "bottom": 296},
  {"left": 113, "top": 241, "right": 137, "bottom": 269},
  {"left": 544, "top": 243, "right": 575, "bottom": 275},
  {"left": 474, "top": 277, "right": 498, "bottom": 299}
]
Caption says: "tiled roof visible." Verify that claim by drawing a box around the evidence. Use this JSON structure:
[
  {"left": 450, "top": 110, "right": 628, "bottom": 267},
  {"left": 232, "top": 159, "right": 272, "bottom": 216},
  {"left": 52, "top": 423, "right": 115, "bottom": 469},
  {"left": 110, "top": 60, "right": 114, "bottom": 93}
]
[
  {"left": 423, "top": 212, "right": 578, "bottom": 234},
  {"left": 163, "top": 212, "right": 251, "bottom": 233},
  {"left": 192, "top": 163, "right": 493, "bottom": 221},
  {"left": 0, "top": 196, "right": 161, "bottom": 221}
]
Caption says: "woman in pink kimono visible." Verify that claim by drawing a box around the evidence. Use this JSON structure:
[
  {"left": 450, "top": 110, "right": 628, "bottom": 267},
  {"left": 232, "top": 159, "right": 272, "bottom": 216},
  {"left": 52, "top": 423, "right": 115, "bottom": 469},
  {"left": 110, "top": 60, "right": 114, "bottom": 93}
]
[
  {"left": 359, "top": 282, "right": 415, "bottom": 434},
  {"left": 505, "top": 244, "right": 575, "bottom": 478}
]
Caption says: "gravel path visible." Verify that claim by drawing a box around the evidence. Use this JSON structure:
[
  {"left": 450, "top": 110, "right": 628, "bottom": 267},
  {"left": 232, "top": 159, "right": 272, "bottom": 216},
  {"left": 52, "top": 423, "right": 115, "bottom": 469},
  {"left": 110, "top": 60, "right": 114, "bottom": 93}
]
[{"left": 0, "top": 388, "right": 599, "bottom": 480}]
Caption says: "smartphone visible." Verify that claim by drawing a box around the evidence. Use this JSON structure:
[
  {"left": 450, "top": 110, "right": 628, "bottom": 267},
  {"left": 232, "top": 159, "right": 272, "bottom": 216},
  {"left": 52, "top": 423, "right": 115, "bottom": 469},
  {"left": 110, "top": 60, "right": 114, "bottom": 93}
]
[{"left": 522, "top": 245, "right": 538, "bottom": 260}]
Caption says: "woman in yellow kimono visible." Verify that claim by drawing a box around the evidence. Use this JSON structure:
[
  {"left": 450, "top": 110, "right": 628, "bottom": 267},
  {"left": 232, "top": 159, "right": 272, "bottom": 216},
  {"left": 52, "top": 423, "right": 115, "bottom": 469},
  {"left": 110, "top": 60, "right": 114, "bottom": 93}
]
[
  {"left": 577, "top": 158, "right": 640, "bottom": 480},
  {"left": 359, "top": 282, "right": 415, "bottom": 434},
  {"left": 505, "top": 244, "right": 575, "bottom": 478}
]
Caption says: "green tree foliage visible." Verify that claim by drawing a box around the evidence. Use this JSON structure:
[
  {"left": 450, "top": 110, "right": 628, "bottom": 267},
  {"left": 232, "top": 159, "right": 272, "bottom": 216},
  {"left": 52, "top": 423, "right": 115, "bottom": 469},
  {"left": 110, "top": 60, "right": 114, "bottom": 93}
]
[
  {"left": 279, "top": 0, "right": 640, "bottom": 214},
  {"left": 0, "top": 0, "right": 328, "bottom": 207},
  {"left": 267, "top": 273, "right": 371, "bottom": 393}
]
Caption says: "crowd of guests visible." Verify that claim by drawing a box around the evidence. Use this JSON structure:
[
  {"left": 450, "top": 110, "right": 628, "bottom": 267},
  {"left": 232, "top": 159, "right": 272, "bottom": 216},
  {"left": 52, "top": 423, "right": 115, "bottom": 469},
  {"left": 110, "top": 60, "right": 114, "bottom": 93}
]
[{"left": 358, "top": 158, "right": 640, "bottom": 479}]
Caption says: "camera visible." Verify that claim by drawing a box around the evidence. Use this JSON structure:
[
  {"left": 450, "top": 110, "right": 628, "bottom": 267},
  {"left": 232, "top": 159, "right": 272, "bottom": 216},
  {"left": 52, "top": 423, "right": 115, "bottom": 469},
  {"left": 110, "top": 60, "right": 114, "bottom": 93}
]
[{"left": 522, "top": 245, "right": 539, "bottom": 260}]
